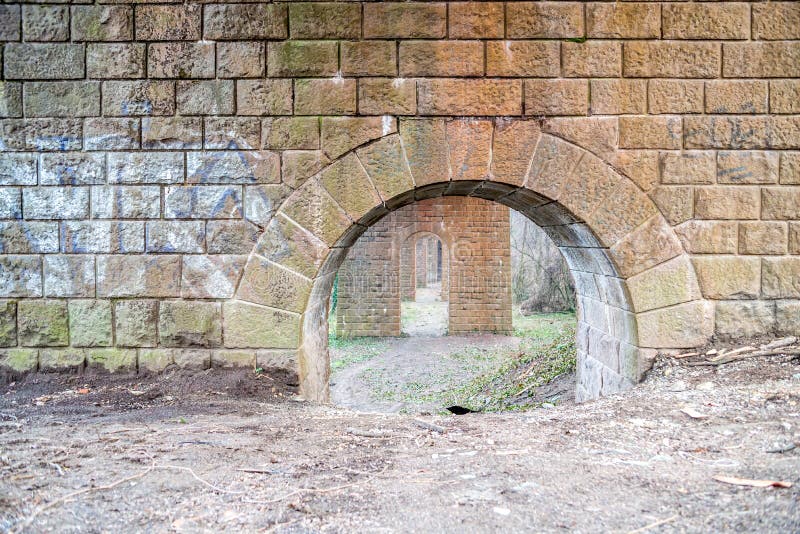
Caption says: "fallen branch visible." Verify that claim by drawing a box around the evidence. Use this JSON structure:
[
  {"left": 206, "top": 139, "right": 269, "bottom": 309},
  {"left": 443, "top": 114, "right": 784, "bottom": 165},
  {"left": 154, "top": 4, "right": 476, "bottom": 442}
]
[
  {"left": 686, "top": 347, "right": 800, "bottom": 366},
  {"left": 412, "top": 419, "right": 446, "bottom": 434},
  {"left": 626, "top": 514, "right": 678, "bottom": 534}
]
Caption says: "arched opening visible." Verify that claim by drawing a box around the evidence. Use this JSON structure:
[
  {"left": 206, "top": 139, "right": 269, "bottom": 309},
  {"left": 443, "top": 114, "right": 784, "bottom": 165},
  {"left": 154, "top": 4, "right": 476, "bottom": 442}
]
[{"left": 404, "top": 232, "right": 448, "bottom": 336}]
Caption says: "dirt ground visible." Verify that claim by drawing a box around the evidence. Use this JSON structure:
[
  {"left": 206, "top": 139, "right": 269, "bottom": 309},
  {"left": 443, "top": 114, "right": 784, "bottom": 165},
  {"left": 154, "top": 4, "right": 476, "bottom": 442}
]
[{"left": 1, "top": 351, "right": 799, "bottom": 533}]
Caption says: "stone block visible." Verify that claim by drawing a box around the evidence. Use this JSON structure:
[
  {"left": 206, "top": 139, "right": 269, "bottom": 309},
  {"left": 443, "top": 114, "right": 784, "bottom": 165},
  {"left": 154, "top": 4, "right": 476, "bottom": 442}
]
[
  {"left": 638, "top": 301, "right": 714, "bottom": 349},
  {"left": 753, "top": 2, "right": 800, "bottom": 40},
  {"left": 164, "top": 185, "right": 243, "bottom": 219},
  {"left": 592, "top": 80, "right": 647, "bottom": 115},
  {"left": 0, "top": 189, "right": 21, "bottom": 220},
  {"left": 264, "top": 117, "right": 319, "bottom": 151},
  {"left": 717, "top": 151, "right": 778, "bottom": 184},
  {"left": 267, "top": 41, "right": 338, "bottom": 77},
  {"left": 138, "top": 349, "right": 174, "bottom": 373},
  {"left": 447, "top": 119, "right": 492, "bottom": 182},
  {"left": 4, "top": 44, "right": 85, "bottom": 80},
  {"left": 159, "top": 301, "right": 221, "bottom": 348},
  {"left": 319, "top": 153, "right": 382, "bottom": 221},
  {"left": 783, "top": 153, "right": 800, "bottom": 185},
  {"left": 675, "top": 221, "right": 738, "bottom": 254},
  {"left": 115, "top": 300, "right": 158, "bottom": 347},
  {"left": 71, "top": 6, "right": 132, "bottom": 41},
  {"left": 340, "top": 41, "right": 397, "bottom": 77},
  {"left": 96, "top": 255, "right": 181, "bottom": 298},
  {"left": 294, "top": 79, "right": 356, "bottom": 115},
  {"left": 91, "top": 186, "right": 160, "bottom": 219},
  {"left": 203, "top": 4, "right": 286, "bottom": 40},
  {"left": 623, "top": 42, "right": 720, "bottom": 78},
  {"left": 135, "top": 4, "right": 200, "bottom": 41},
  {"left": 207, "top": 221, "right": 260, "bottom": 255},
  {"left": 173, "top": 349, "right": 210, "bottom": 370},
  {"left": 0, "top": 301, "right": 16, "bottom": 348},
  {"left": 187, "top": 151, "right": 279, "bottom": 184},
  {"left": 0, "top": 349, "right": 37, "bottom": 373},
  {"left": 321, "top": 117, "right": 393, "bottom": 160},
  {"left": 141, "top": 118, "right": 201, "bottom": 150},
  {"left": 237, "top": 256, "right": 312, "bottom": 313},
  {"left": 0, "top": 5, "right": 21, "bottom": 41},
  {"left": 418, "top": 79, "right": 522, "bottom": 116},
  {"left": 526, "top": 135, "right": 582, "bottom": 199},
  {"left": 706, "top": 81, "right": 768, "bottom": 114},
  {"left": 244, "top": 185, "right": 291, "bottom": 226},
  {"left": 659, "top": 151, "right": 716, "bottom": 185},
  {"left": 281, "top": 151, "right": 329, "bottom": 189},
  {"left": 693, "top": 257, "right": 761, "bottom": 300},
  {"left": 102, "top": 81, "right": 175, "bottom": 116},
  {"left": 627, "top": 257, "right": 701, "bottom": 313},
  {"left": 400, "top": 40, "right": 483, "bottom": 77},
  {"left": 448, "top": 2, "right": 503, "bottom": 38},
  {"left": 39, "top": 349, "right": 84, "bottom": 372},
  {"left": 279, "top": 179, "right": 352, "bottom": 246},
  {"left": 776, "top": 301, "right": 800, "bottom": 336},
  {"left": 771, "top": 80, "right": 800, "bottom": 114},
  {"left": 0, "top": 256, "right": 42, "bottom": 298},
  {"left": 649, "top": 186, "right": 693, "bottom": 226},
  {"left": 524, "top": 79, "right": 588, "bottom": 116},
  {"left": 619, "top": 116, "right": 682, "bottom": 149},
  {"left": 236, "top": 80, "right": 293, "bottom": 116},
  {"left": 506, "top": 2, "right": 582, "bottom": 38},
  {"left": 491, "top": 120, "right": 541, "bottom": 188},
  {"left": 559, "top": 152, "right": 618, "bottom": 221},
  {"left": 0, "top": 222, "right": 58, "bottom": 253},
  {"left": 356, "top": 135, "right": 414, "bottom": 203},
  {"left": 739, "top": 222, "right": 788, "bottom": 255},
  {"left": 181, "top": 255, "right": 247, "bottom": 299},
  {"left": 589, "top": 178, "right": 658, "bottom": 247},
  {"left": 177, "top": 80, "right": 234, "bottom": 115},
  {"left": 791, "top": 223, "right": 800, "bottom": 255},
  {"left": 148, "top": 42, "right": 214, "bottom": 79},
  {"left": 18, "top": 300, "right": 68, "bottom": 347},
  {"left": 41, "top": 152, "right": 105, "bottom": 185},
  {"left": 587, "top": 3, "right": 660, "bottom": 38},
  {"left": 648, "top": 80, "right": 704, "bottom": 115},
  {"left": 663, "top": 3, "right": 749, "bottom": 39},
  {"left": 86, "top": 349, "right": 136, "bottom": 373},
  {"left": 223, "top": 301, "right": 300, "bottom": 349},
  {"left": 255, "top": 215, "right": 329, "bottom": 280},
  {"left": 694, "top": 187, "right": 760, "bottom": 220},
  {"left": 761, "top": 187, "right": 800, "bottom": 220},
  {"left": 69, "top": 300, "right": 112, "bottom": 348},
  {"left": 485, "top": 41, "right": 560, "bottom": 77},
  {"left": 61, "top": 221, "right": 144, "bottom": 254},
  {"left": 723, "top": 42, "right": 800, "bottom": 78},
  {"left": 256, "top": 349, "right": 297, "bottom": 369},
  {"left": 772, "top": 117, "right": 800, "bottom": 150},
  {"left": 0, "top": 154, "right": 37, "bottom": 186},
  {"left": 0, "top": 82, "right": 22, "bottom": 118},
  {"left": 145, "top": 221, "right": 205, "bottom": 253},
  {"left": 0, "top": 119, "right": 82, "bottom": 151},
  {"left": 23, "top": 187, "right": 89, "bottom": 220},
  {"left": 87, "top": 43, "right": 146, "bottom": 79},
  {"left": 363, "top": 3, "right": 445, "bottom": 38},
  {"left": 683, "top": 116, "right": 769, "bottom": 150},
  {"left": 358, "top": 78, "right": 416, "bottom": 115},
  {"left": 609, "top": 215, "right": 683, "bottom": 278},
  {"left": 562, "top": 41, "right": 621, "bottom": 78},
  {"left": 715, "top": 301, "right": 776, "bottom": 339},
  {"left": 23, "top": 5, "right": 69, "bottom": 42},
  {"left": 289, "top": 3, "right": 360, "bottom": 39},
  {"left": 762, "top": 258, "right": 800, "bottom": 298},
  {"left": 43, "top": 255, "right": 95, "bottom": 297},
  {"left": 212, "top": 350, "right": 255, "bottom": 369},
  {"left": 217, "top": 42, "right": 265, "bottom": 78},
  {"left": 84, "top": 118, "right": 139, "bottom": 150},
  {"left": 205, "top": 117, "right": 261, "bottom": 150}
]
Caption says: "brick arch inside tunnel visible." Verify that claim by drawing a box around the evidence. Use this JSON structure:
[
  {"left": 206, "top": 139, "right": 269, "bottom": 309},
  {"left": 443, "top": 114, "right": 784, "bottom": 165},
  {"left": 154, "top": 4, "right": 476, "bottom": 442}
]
[{"left": 234, "top": 119, "right": 711, "bottom": 403}]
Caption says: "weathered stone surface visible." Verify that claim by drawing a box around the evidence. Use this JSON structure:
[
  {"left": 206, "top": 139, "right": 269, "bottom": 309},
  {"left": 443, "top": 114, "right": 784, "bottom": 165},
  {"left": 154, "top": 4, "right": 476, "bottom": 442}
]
[
  {"left": 62, "top": 221, "right": 144, "bottom": 254},
  {"left": 683, "top": 116, "right": 770, "bottom": 150},
  {"left": 295, "top": 79, "right": 357, "bottom": 116},
  {"left": 87, "top": 44, "right": 146, "bottom": 79},
  {"left": 107, "top": 151, "right": 182, "bottom": 183},
  {"left": 0, "top": 155, "right": 37, "bottom": 186},
  {"left": 486, "top": 41, "right": 560, "bottom": 77},
  {"left": 187, "top": 151, "right": 279, "bottom": 184},
  {"left": 0, "top": 189, "right": 21, "bottom": 220},
  {"left": 24, "top": 187, "right": 90, "bottom": 220},
  {"left": 624, "top": 42, "right": 720, "bottom": 78},
  {"left": 448, "top": 2, "right": 503, "bottom": 38},
  {"left": 358, "top": 78, "right": 416, "bottom": 115},
  {"left": 762, "top": 187, "right": 800, "bottom": 220},
  {"left": 279, "top": 179, "right": 352, "bottom": 246},
  {"left": 164, "top": 186, "right": 242, "bottom": 219},
  {"left": 212, "top": 350, "right": 255, "bottom": 369},
  {"left": 23, "top": 5, "right": 68, "bottom": 42},
  {"left": 39, "top": 349, "right": 84, "bottom": 372},
  {"left": 723, "top": 42, "right": 800, "bottom": 78},
  {"left": 135, "top": 4, "right": 200, "bottom": 41},
  {"left": 762, "top": 258, "right": 800, "bottom": 298},
  {"left": 717, "top": 151, "right": 779, "bottom": 184},
  {"left": 321, "top": 117, "right": 394, "bottom": 160},
  {"left": 318, "top": 154, "right": 382, "bottom": 221},
  {"left": 447, "top": 119, "right": 492, "bottom": 182},
  {"left": 363, "top": 3, "right": 445, "bottom": 39},
  {"left": 341, "top": 41, "right": 396, "bottom": 77},
  {"left": 490, "top": 120, "right": 541, "bottom": 187},
  {"left": 649, "top": 80, "right": 704, "bottom": 115},
  {"left": 97, "top": 255, "right": 181, "bottom": 298},
  {"left": 41, "top": 152, "right": 105, "bottom": 185},
  {"left": 663, "top": 3, "right": 749, "bottom": 40},
  {"left": 627, "top": 257, "right": 701, "bottom": 313},
  {"left": 18, "top": 300, "right": 68, "bottom": 347},
  {"left": 257, "top": 349, "right": 297, "bottom": 369},
  {"left": 43, "top": 255, "right": 95, "bottom": 297},
  {"left": 0, "top": 349, "right": 37, "bottom": 373},
  {"left": 141, "top": 118, "right": 201, "bottom": 150},
  {"left": 91, "top": 186, "right": 160, "bottom": 219},
  {"left": 638, "top": 301, "right": 714, "bottom": 349},
  {"left": 400, "top": 40, "right": 483, "bottom": 77},
  {"left": 217, "top": 42, "right": 265, "bottom": 79},
  {"left": 784, "top": 154, "right": 800, "bottom": 185},
  {"left": 244, "top": 184, "right": 291, "bottom": 226},
  {"left": 619, "top": 116, "right": 682, "bottom": 150},
  {"left": 610, "top": 215, "right": 683, "bottom": 278},
  {"left": 115, "top": 300, "right": 158, "bottom": 347},
  {"left": 776, "top": 301, "right": 800, "bottom": 336},
  {"left": 84, "top": 118, "right": 139, "bottom": 150},
  {"left": 86, "top": 349, "right": 136, "bottom": 373},
  {"left": 356, "top": 135, "right": 414, "bottom": 203},
  {"left": 590, "top": 178, "right": 658, "bottom": 247},
  {"left": 0, "top": 5, "right": 21, "bottom": 41},
  {"left": 71, "top": 6, "right": 132, "bottom": 42},
  {"left": 203, "top": 4, "right": 286, "bottom": 40},
  {"left": 4, "top": 44, "right": 85, "bottom": 80},
  {"left": 650, "top": 186, "right": 693, "bottom": 226},
  {"left": 693, "top": 257, "right": 761, "bottom": 300},
  {"left": 223, "top": 301, "right": 300, "bottom": 349},
  {"left": 264, "top": 117, "right": 319, "bottom": 151},
  {"left": 181, "top": 255, "right": 246, "bottom": 299},
  {"left": 507, "top": 2, "right": 582, "bottom": 38},
  {"left": 0, "top": 119, "right": 83, "bottom": 151},
  {"left": 587, "top": 3, "right": 660, "bottom": 38},
  {"left": 590, "top": 80, "right": 645, "bottom": 115},
  {"left": 177, "top": 80, "right": 234, "bottom": 115},
  {"left": 0, "top": 256, "right": 42, "bottom": 298},
  {"left": 268, "top": 41, "right": 338, "bottom": 77},
  {"left": 146, "top": 221, "right": 205, "bottom": 253},
  {"left": 281, "top": 151, "right": 329, "bottom": 189},
  {"left": 525, "top": 79, "right": 588, "bottom": 116},
  {"left": 0, "top": 301, "right": 16, "bottom": 348},
  {"left": 694, "top": 187, "right": 760, "bottom": 220},
  {"left": 418, "top": 79, "right": 522, "bottom": 116},
  {"left": 256, "top": 215, "right": 329, "bottom": 280},
  {"left": 237, "top": 256, "right": 312, "bottom": 313},
  {"left": 148, "top": 42, "right": 215, "bottom": 79},
  {"left": 659, "top": 151, "right": 716, "bottom": 185},
  {"left": 236, "top": 80, "right": 293, "bottom": 116},
  {"left": 69, "top": 300, "right": 112, "bottom": 348},
  {"left": 675, "top": 221, "right": 738, "bottom": 254},
  {"left": 560, "top": 152, "right": 618, "bottom": 222},
  {"left": 563, "top": 41, "right": 621, "bottom": 78},
  {"left": 289, "top": 3, "right": 360, "bottom": 39},
  {"left": 102, "top": 81, "right": 175, "bottom": 116},
  {"left": 527, "top": 135, "right": 583, "bottom": 200},
  {"left": 0, "top": 222, "right": 58, "bottom": 253},
  {"left": 206, "top": 221, "right": 259, "bottom": 255},
  {"left": 715, "top": 301, "right": 776, "bottom": 339},
  {"left": 706, "top": 81, "right": 768, "bottom": 114},
  {"left": 173, "top": 349, "right": 210, "bottom": 370},
  {"left": 205, "top": 117, "right": 260, "bottom": 150},
  {"left": 400, "top": 119, "right": 449, "bottom": 187},
  {"left": 159, "top": 301, "right": 222, "bottom": 348},
  {"left": 138, "top": 349, "right": 174, "bottom": 373},
  {"left": 771, "top": 80, "right": 800, "bottom": 114},
  {"left": 739, "top": 222, "right": 788, "bottom": 255},
  {"left": 0, "top": 82, "right": 23, "bottom": 118}
]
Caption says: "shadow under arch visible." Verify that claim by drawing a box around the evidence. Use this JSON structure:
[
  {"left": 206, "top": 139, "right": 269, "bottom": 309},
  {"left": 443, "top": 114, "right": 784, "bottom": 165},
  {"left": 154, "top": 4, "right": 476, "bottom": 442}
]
[{"left": 237, "top": 120, "right": 711, "bottom": 404}]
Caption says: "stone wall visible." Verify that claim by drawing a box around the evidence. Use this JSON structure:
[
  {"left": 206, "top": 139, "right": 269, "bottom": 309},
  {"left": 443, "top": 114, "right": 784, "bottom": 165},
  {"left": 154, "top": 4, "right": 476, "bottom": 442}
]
[
  {"left": 336, "top": 197, "right": 512, "bottom": 338},
  {"left": 0, "top": 1, "right": 797, "bottom": 401}
]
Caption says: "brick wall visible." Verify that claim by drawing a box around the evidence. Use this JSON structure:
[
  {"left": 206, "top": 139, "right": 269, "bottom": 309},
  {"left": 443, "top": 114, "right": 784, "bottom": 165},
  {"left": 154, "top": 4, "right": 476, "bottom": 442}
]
[
  {"left": 336, "top": 196, "right": 511, "bottom": 338},
  {"left": 0, "top": 1, "right": 796, "bottom": 402}
]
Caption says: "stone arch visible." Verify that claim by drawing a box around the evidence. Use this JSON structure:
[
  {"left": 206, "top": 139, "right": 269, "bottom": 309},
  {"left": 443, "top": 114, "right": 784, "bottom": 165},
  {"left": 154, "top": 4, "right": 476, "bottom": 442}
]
[
  {"left": 400, "top": 229, "right": 452, "bottom": 302},
  {"left": 234, "top": 118, "right": 711, "bottom": 403}
]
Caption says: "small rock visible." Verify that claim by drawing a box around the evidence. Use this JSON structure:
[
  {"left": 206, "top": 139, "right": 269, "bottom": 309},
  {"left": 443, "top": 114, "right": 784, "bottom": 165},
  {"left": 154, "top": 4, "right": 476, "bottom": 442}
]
[{"left": 696, "top": 381, "right": 715, "bottom": 391}]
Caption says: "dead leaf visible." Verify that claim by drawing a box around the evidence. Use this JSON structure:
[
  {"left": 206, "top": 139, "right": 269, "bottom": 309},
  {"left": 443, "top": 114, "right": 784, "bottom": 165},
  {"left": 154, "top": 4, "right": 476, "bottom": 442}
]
[
  {"left": 680, "top": 407, "right": 708, "bottom": 419},
  {"left": 77, "top": 388, "right": 90, "bottom": 395},
  {"left": 713, "top": 475, "right": 792, "bottom": 488}
]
